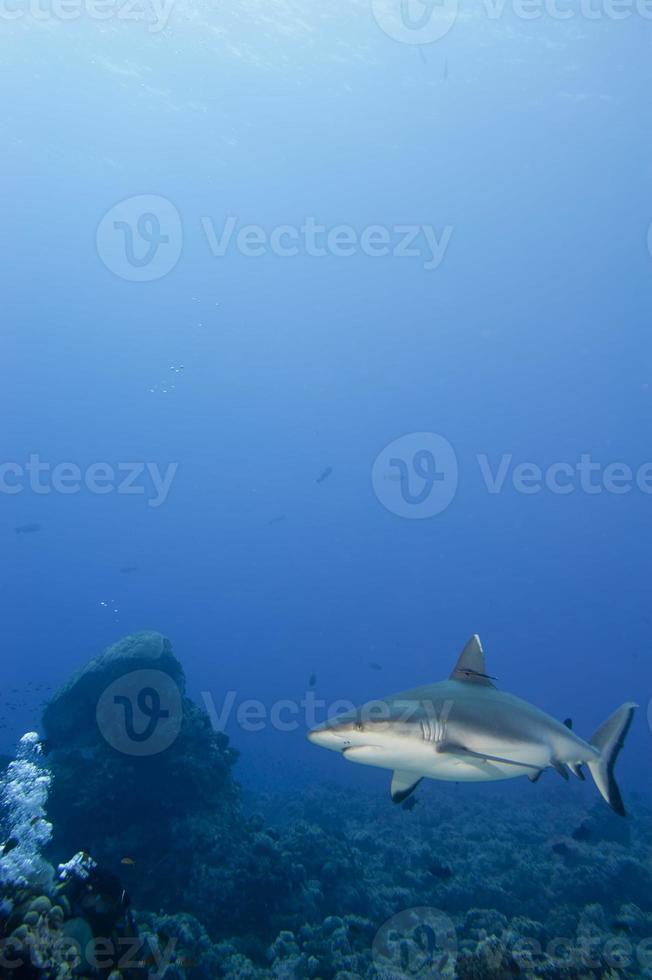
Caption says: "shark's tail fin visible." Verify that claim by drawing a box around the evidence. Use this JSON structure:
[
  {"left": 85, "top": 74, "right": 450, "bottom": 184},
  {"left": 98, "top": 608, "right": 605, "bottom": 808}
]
[{"left": 586, "top": 703, "right": 637, "bottom": 817}]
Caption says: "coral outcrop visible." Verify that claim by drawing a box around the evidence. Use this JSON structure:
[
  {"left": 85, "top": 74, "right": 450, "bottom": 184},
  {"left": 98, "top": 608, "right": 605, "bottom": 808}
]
[
  {"left": 41, "top": 633, "right": 291, "bottom": 938},
  {"left": 2, "top": 631, "right": 650, "bottom": 979}
]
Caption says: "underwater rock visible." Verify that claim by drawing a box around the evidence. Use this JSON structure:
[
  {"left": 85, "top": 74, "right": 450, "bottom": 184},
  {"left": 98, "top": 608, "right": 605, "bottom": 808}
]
[
  {"left": 42, "top": 632, "right": 238, "bottom": 855},
  {"left": 42, "top": 632, "right": 185, "bottom": 744},
  {"left": 40, "top": 633, "right": 296, "bottom": 940}
]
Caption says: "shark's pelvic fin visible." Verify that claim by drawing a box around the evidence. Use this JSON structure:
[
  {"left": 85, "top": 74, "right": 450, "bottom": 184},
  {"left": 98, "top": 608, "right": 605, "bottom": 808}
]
[
  {"left": 569, "top": 763, "right": 585, "bottom": 781},
  {"left": 390, "top": 770, "right": 422, "bottom": 804},
  {"left": 436, "top": 743, "right": 539, "bottom": 771},
  {"left": 528, "top": 770, "right": 544, "bottom": 783},
  {"left": 551, "top": 759, "right": 569, "bottom": 781},
  {"left": 450, "top": 635, "right": 496, "bottom": 686}
]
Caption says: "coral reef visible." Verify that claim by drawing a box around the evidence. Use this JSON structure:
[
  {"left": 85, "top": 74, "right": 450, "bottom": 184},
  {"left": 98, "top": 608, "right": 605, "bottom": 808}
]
[
  {"left": 0, "top": 733, "right": 53, "bottom": 891},
  {"left": 2, "top": 631, "right": 650, "bottom": 979},
  {"left": 0, "top": 729, "right": 148, "bottom": 979}
]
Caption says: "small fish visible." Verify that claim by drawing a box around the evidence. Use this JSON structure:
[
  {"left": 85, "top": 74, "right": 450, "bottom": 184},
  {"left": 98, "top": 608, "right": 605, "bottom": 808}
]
[
  {"left": 119, "top": 565, "right": 139, "bottom": 575},
  {"left": 15, "top": 523, "right": 41, "bottom": 535},
  {"left": 267, "top": 515, "right": 286, "bottom": 527},
  {"left": 428, "top": 862, "right": 453, "bottom": 880},
  {"left": 121, "top": 857, "right": 136, "bottom": 866},
  {"left": 308, "top": 673, "right": 316, "bottom": 688},
  {"left": 571, "top": 822, "right": 593, "bottom": 843},
  {"left": 612, "top": 920, "right": 631, "bottom": 934},
  {"left": 368, "top": 662, "right": 383, "bottom": 671},
  {"left": 316, "top": 467, "right": 333, "bottom": 484},
  {"left": 401, "top": 797, "right": 418, "bottom": 812},
  {"left": 30, "top": 816, "right": 43, "bottom": 827}
]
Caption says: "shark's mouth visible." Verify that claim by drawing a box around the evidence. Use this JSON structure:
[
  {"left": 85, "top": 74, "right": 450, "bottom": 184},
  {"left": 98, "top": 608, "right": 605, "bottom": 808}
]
[{"left": 342, "top": 743, "right": 384, "bottom": 754}]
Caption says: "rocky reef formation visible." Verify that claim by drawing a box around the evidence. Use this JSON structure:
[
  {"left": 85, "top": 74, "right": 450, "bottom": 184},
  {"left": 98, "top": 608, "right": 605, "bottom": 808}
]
[
  {"left": 1, "top": 631, "right": 650, "bottom": 979},
  {"left": 41, "top": 632, "right": 298, "bottom": 940}
]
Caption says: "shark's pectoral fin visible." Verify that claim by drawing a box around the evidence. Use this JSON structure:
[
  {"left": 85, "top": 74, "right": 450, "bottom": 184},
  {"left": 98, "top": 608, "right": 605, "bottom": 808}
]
[
  {"left": 390, "top": 771, "right": 423, "bottom": 804},
  {"left": 437, "top": 743, "right": 540, "bottom": 772}
]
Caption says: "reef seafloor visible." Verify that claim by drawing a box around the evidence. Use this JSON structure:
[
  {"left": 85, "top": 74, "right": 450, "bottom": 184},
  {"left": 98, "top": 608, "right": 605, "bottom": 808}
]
[{"left": 0, "top": 633, "right": 650, "bottom": 980}]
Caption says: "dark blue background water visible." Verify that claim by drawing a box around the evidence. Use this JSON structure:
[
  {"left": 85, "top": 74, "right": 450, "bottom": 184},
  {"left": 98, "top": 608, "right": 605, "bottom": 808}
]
[{"left": 2, "top": 3, "right": 650, "bottom": 808}]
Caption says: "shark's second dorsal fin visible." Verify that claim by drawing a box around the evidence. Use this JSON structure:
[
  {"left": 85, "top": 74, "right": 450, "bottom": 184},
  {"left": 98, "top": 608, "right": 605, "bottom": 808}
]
[{"left": 450, "top": 635, "right": 495, "bottom": 687}]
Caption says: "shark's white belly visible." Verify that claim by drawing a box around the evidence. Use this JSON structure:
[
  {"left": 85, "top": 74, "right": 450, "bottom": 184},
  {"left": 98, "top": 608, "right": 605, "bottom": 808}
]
[
  {"left": 422, "top": 754, "right": 536, "bottom": 782},
  {"left": 343, "top": 738, "right": 551, "bottom": 783}
]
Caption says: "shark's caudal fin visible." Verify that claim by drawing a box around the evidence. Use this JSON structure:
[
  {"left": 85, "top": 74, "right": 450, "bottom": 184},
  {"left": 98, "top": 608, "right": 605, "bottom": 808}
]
[{"left": 586, "top": 703, "right": 637, "bottom": 817}]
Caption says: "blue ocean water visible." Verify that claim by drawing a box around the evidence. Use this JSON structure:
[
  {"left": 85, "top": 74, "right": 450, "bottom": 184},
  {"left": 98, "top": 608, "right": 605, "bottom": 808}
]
[{"left": 1, "top": 3, "right": 651, "bottom": 974}]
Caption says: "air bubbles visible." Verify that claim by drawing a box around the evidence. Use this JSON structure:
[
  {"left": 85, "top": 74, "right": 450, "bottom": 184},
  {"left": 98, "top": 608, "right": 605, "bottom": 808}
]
[
  {"left": 99, "top": 599, "right": 119, "bottom": 615},
  {"left": 149, "top": 364, "right": 185, "bottom": 395}
]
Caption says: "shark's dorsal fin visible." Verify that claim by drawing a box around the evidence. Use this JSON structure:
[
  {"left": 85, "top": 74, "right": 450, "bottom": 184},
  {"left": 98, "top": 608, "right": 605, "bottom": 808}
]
[
  {"left": 450, "top": 635, "right": 495, "bottom": 686},
  {"left": 390, "top": 771, "right": 422, "bottom": 804}
]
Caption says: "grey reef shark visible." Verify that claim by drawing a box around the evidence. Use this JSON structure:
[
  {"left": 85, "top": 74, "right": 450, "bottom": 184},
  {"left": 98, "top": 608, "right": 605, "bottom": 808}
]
[{"left": 308, "top": 635, "right": 636, "bottom": 816}]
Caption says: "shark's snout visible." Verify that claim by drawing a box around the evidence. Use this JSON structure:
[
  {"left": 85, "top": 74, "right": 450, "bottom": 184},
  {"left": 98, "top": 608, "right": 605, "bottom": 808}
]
[{"left": 307, "top": 726, "right": 350, "bottom": 753}]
